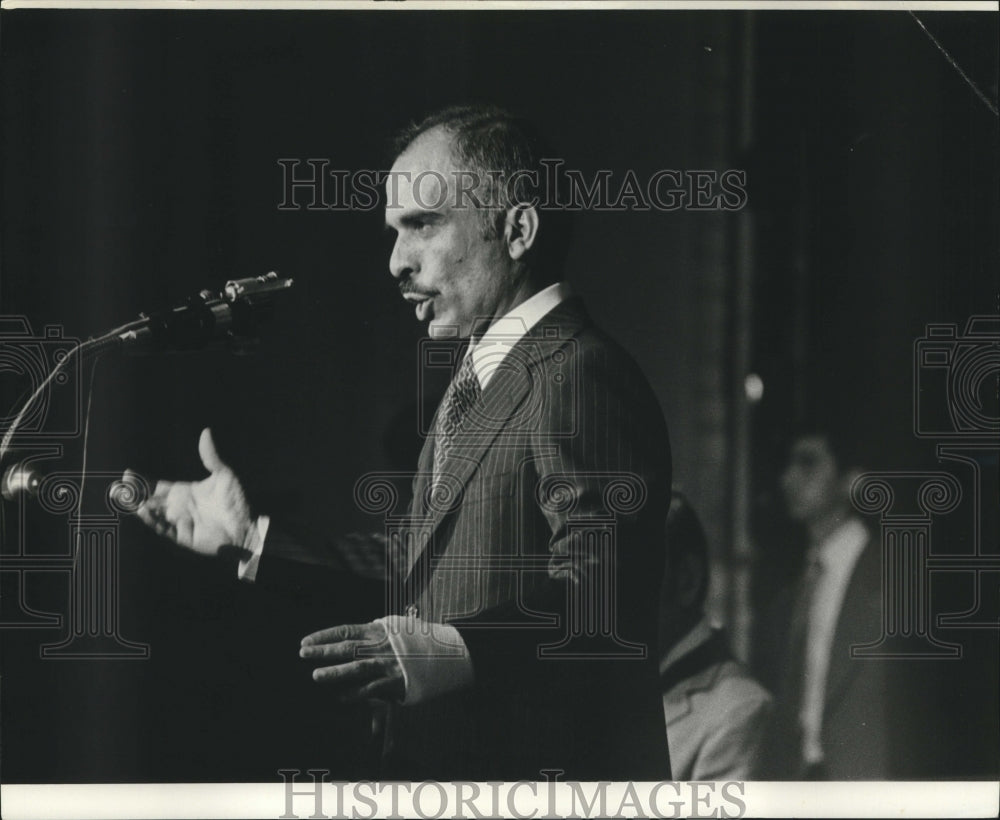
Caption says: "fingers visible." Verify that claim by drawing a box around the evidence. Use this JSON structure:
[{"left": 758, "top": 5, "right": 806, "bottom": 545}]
[
  {"left": 137, "top": 502, "right": 179, "bottom": 542},
  {"left": 162, "top": 482, "right": 193, "bottom": 521},
  {"left": 135, "top": 480, "right": 174, "bottom": 528},
  {"left": 300, "top": 641, "right": 361, "bottom": 662},
  {"left": 135, "top": 488, "right": 169, "bottom": 533},
  {"left": 122, "top": 469, "right": 146, "bottom": 497},
  {"left": 300, "top": 639, "right": 393, "bottom": 662},
  {"left": 145, "top": 479, "right": 173, "bottom": 501},
  {"left": 125, "top": 434, "right": 236, "bottom": 552},
  {"left": 311, "top": 657, "right": 385, "bottom": 684},
  {"left": 123, "top": 469, "right": 179, "bottom": 530},
  {"left": 308, "top": 656, "right": 404, "bottom": 703},
  {"left": 301, "top": 622, "right": 386, "bottom": 647},
  {"left": 175, "top": 516, "right": 194, "bottom": 547},
  {"left": 133, "top": 480, "right": 194, "bottom": 546},
  {"left": 300, "top": 622, "right": 403, "bottom": 703},
  {"left": 135, "top": 502, "right": 157, "bottom": 530},
  {"left": 198, "top": 427, "right": 226, "bottom": 474}
]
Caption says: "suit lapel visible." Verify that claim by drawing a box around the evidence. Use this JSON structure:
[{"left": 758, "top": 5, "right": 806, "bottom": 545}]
[
  {"left": 410, "top": 421, "right": 436, "bottom": 520},
  {"left": 662, "top": 685, "right": 693, "bottom": 728},
  {"left": 407, "top": 358, "right": 533, "bottom": 559},
  {"left": 402, "top": 297, "right": 589, "bottom": 584},
  {"left": 824, "top": 536, "right": 879, "bottom": 712}
]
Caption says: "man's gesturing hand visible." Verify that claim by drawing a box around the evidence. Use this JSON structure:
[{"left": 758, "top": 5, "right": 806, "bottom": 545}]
[
  {"left": 300, "top": 622, "right": 405, "bottom": 704},
  {"left": 131, "top": 427, "right": 252, "bottom": 556}
]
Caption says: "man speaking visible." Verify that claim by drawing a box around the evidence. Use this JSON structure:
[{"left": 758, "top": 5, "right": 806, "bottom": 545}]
[{"left": 132, "top": 105, "right": 673, "bottom": 781}]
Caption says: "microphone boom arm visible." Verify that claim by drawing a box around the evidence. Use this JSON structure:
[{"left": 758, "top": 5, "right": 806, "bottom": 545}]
[
  {"left": 0, "top": 271, "right": 293, "bottom": 475},
  {"left": 118, "top": 271, "right": 294, "bottom": 352}
]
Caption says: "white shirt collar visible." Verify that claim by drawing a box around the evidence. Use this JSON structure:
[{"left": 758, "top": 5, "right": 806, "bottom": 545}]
[
  {"left": 467, "top": 282, "right": 572, "bottom": 389},
  {"left": 659, "top": 614, "right": 714, "bottom": 676},
  {"left": 813, "top": 516, "right": 868, "bottom": 572}
]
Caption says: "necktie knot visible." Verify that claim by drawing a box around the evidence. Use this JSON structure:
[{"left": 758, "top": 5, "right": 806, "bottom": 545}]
[
  {"left": 433, "top": 353, "right": 482, "bottom": 484},
  {"left": 449, "top": 354, "right": 480, "bottom": 412}
]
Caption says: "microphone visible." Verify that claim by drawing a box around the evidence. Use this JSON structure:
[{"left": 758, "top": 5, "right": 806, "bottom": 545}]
[
  {"left": 118, "top": 271, "right": 294, "bottom": 352},
  {"left": 0, "top": 272, "right": 294, "bottom": 472},
  {"left": 1, "top": 461, "right": 42, "bottom": 501}
]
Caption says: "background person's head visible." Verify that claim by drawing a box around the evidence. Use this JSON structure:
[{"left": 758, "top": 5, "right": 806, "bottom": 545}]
[
  {"left": 780, "top": 427, "right": 866, "bottom": 544},
  {"left": 659, "top": 491, "right": 711, "bottom": 654},
  {"left": 385, "top": 105, "right": 572, "bottom": 338}
]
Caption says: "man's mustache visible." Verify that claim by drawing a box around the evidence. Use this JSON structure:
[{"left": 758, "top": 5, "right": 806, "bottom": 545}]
[{"left": 399, "top": 282, "right": 437, "bottom": 298}]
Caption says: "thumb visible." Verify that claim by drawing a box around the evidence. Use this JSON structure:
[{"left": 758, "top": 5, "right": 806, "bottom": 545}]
[
  {"left": 120, "top": 469, "right": 150, "bottom": 509},
  {"left": 198, "top": 427, "right": 226, "bottom": 474},
  {"left": 122, "top": 468, "right": 146, "bottom": 491}
]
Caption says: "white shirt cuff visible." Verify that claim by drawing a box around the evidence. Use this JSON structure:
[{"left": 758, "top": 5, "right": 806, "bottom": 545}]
[
  {"left": 237, "top": 515, "right": 270, "bottom": 582},
  {"left": 376, "top": 615, "right": 474, "bottom": 706}
]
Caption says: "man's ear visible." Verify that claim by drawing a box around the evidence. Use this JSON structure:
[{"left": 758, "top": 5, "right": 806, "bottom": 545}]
[{"left": 504, "top": 204, "right": 539, "bottom": 261}]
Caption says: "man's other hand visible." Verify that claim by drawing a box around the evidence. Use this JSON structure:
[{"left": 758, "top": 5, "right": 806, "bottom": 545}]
[
  {"left": 300, "top": 622, "right": 405, "bottom": 703},
  {"left": 129, "top": 427, "right": 252, "bottom": 556}
]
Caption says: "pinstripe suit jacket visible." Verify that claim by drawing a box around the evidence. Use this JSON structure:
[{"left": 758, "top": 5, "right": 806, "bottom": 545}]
[{"left": 268, "top": 297, "right": 672, "bottom": 780}]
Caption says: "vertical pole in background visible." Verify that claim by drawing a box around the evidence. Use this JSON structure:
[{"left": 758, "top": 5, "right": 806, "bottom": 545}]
[
  {"left": 728, "top": 12, "right": 756, "bottom": 662},
  {"left": 689, "top": 11, "right": 736, "bottom": 648}
]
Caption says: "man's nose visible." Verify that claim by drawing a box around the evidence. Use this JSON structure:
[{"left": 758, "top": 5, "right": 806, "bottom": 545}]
[{"left": 389, "top": 235, "right": 415, "bottom": 280}]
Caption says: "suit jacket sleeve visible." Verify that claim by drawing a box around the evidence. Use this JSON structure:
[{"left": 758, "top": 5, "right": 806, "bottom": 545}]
[
  {"left": 454, "top": 331, "right": 672, "bottom": 687},
  {"left": 242, "top": 519, "right": 391, "bottom": 617}
]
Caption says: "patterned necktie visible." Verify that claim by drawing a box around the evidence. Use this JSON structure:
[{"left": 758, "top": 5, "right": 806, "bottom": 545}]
[{"left": 432, "top": 353, "right": 482, "bottom": 487}]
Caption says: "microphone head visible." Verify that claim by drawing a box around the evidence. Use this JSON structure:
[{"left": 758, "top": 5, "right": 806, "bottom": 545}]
[
  {"left": 120, "top": 272, "right": 294, "bottom": 353},
  {"left": 223, "top": 272, "right": 294, "bottom": 348},
  {"left": 1, "top": 462, "right": 42, "bottom": 501},
  {"left": 223, "top": 271, "right": 294, "bottom": 304}
]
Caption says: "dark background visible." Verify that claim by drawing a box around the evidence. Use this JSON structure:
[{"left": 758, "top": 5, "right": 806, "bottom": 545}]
[{"left": 1, "top": 9, "right": 997, "bottom": 781}]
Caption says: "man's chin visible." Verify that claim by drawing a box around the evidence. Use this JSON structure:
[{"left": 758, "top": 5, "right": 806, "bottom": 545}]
[{"left": 427, "top": 317, "right": 467, "bottom": 339}]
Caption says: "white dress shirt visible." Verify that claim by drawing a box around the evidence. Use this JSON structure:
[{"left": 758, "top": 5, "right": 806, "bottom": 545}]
[
  {"left": 239, "top": 282, "right": 572, "bottom": 705},
  {"left": 799, "top": 516, "right": 868, "bottom": 765}
]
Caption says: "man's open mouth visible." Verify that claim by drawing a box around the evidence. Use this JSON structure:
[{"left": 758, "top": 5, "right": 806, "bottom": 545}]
[{"left": 404, "top": 293, "right": 434, "bottom": 321}]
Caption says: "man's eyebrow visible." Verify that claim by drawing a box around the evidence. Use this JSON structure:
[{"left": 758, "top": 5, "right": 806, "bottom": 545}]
[{"left": 385, "top": 211, "right": 446, "bottom": 231}]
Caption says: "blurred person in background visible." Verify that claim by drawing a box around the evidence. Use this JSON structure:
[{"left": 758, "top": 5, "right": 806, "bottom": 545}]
[
  {"left": 659, "top": 492, "right": 772, "bottom": 780},
  {"left": 757, "top": 429, "right": 893, "bottom": 779}
]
